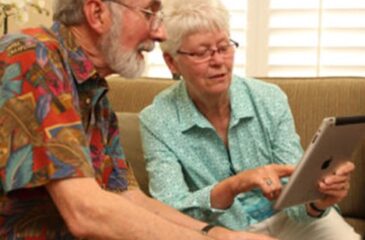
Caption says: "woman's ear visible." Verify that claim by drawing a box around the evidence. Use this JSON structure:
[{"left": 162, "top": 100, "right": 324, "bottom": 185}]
[
  {"left": 163, "top": 52, "right": 180, "bottom": 78},
  {"left": 83, "top": 0, "right": 112, "bottom": 34}
]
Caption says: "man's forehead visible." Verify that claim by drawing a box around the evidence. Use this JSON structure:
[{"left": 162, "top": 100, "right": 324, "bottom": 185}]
[{"left": 128, "top": 0, "right": 161, "bottom": 9}]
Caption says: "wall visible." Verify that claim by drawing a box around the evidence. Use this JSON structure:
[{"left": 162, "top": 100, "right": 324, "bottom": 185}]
[{"left": 1, "top": 1, "right": 53, "bottom": 35}]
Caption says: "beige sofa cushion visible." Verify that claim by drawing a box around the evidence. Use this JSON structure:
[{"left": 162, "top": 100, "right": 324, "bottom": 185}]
[
  {"left": 116, "top": 112, "right": 149, "bottom": 193},
  {"left": 108, "top": 78, "right": 173, "bottom": 112}
]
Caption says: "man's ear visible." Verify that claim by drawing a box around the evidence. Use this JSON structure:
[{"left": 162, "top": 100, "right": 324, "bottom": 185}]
[
  {"left": 83, "top": 0, "right": 112, "bottom": 34},
  {"left": 163, "top": 53, "right": 180, "bottom": 77}
]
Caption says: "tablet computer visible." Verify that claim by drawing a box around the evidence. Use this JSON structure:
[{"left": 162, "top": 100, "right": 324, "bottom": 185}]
[{"left": 273, "top": 115, "right": 365, "bottom": 210}]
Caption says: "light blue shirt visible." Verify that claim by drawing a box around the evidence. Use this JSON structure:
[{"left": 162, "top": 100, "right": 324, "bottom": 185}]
[{"left": 140, "top": 76, "right": 316, "bottom": 230}]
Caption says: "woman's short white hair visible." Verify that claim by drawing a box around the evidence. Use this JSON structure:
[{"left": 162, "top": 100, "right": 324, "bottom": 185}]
[{"left": 160, "top": 0, "right": 230, "bottom": 57}]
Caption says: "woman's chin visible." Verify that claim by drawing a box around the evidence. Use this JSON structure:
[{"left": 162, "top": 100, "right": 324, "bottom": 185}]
[
  {"left": 208, "top": 78, "right": 230, "bottom": 91},
  {"left": 206, "top": 84, "right": 230, "bottom": 96}
]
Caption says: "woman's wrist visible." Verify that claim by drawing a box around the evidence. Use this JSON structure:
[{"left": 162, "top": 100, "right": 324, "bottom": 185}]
[
  {"left": 307, "top": 202, "right": 327, "bottom": 217},
  {"left": 211, "top": 179, "right": 236, "bottom": 209}
]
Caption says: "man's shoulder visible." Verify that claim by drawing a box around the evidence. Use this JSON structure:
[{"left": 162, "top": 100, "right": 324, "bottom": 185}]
[
  {"left": 3, "top": 26, "right": 57, "bottom": 44},
  {"left": 0, "top": 26, "right": 60, "bottom": 59}
]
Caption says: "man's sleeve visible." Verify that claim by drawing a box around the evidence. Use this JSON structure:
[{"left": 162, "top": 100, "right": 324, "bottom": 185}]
[{"left": 0, "top": 38, "right": 94, "bottom": 193}]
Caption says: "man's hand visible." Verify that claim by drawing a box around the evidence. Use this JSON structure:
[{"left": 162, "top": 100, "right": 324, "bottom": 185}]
[{"left": 208, "top": 226, "right": 278, "bottom": 240}]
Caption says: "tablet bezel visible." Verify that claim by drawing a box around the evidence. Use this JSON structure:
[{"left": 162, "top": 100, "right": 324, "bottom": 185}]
[{"left": 273, "top": 115, "right": 365, "bottom": 210}]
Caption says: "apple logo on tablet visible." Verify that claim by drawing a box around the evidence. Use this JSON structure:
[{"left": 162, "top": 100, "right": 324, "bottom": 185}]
[{"left": 321, "top": 157, "right": 333, "bottom": 170}]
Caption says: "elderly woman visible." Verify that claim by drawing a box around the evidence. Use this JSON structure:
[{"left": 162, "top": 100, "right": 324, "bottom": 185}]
[{"left": 139, "top": 0, "right": 360, "bottom": 239}]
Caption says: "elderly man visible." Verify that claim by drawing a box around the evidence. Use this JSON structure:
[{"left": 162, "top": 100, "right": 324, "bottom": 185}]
[{"left": 0, "top": 0, "right": 275, "bottom": 239}]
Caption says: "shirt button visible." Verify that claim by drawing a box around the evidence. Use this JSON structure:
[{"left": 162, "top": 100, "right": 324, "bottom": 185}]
[
  {"left": 0, "top": 148, "right": 8, "bottom": 155},
  {"left": 85, "top": 98, "right": 91, "bottom": 105}
]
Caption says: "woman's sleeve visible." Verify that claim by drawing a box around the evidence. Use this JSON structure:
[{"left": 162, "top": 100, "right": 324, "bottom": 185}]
[{"left": 140, "top": 116, "right": 227, "bottom": 221}]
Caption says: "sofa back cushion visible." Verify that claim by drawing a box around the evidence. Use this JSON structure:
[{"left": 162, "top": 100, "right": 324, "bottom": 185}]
[
  {"left": 108, "top": 76, "right": 365, "bottom": 220},
  {"left": 116, "top": 112, "right": 149, "bottom": 193},
  {"left": 108, "top": 78, "right": 173, "bottom": 113}
]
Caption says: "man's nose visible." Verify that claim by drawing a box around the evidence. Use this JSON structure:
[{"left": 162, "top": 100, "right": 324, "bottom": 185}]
[{"left": 150, "top": 24, "right": 167, "bottom": 42}]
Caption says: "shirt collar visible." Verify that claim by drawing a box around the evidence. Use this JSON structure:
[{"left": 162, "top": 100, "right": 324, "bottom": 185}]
[
  {"left": 176, "top": 81, "right": 211, "bottom": 132},
  {"left": 177, "top": 76, "right": 255, "bottom": 132},
  {"left": 50, "top": 22, "right": 97, "bottom": 84},
  {"left": 229, "top": 75, "right": 255, "bottom": 126}
]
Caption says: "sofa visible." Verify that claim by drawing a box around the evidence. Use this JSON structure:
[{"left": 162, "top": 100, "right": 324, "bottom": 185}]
[{"left": 107, "top": 75, "right": 365, "bottom": 236}]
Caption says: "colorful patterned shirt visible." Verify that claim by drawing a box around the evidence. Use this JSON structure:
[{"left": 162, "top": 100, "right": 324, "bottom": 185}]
[
  {"left": 140, "top": 76, "right": 315, "bottom": 230},
  {"left": 0, "top": 22, "right": 128, "bottom": 239}
]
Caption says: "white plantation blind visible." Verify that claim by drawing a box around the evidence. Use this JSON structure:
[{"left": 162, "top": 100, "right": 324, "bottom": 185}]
[
  {"left": 265, "top": 0, "right": 365, "bottom": 77},
  {"left": 144, "top": 0, "right": 365, "bottom": 78},
  {"left": 225, "top": 0, "right": 248, "bottom": 77}
]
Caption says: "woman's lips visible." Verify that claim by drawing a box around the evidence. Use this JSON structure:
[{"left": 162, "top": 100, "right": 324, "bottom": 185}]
[{"left": 209, "top": 73, "right": 226, "bottom": 80}]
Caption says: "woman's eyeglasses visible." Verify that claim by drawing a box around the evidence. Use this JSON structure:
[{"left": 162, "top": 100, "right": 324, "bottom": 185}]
[{"left": 176, "top": 39, "right": 239, "bottom": 63}]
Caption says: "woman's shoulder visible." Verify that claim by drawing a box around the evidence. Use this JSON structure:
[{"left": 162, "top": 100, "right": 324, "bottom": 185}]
[
  {"left": 234, "top": 75, "right": 282, "bottom": 92},
  {"left": 140, "top": 81, "right": 182, "bottom": 122},
  {"left": 233, "top": 75, "right": 287, "bottom": 101}
]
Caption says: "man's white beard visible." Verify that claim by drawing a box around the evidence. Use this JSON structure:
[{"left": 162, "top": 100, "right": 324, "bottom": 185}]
[{"left": 100, "top": 19, "right": 145, "bottom": 78}]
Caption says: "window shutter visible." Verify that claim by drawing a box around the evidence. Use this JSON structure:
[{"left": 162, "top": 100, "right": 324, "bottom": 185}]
[
  {"left": 320, "top": 0, "right": 365, "bottom": 76},
  {"left": 263, "top": 0, "right": 365, "bottom": 77},
  {"left": 225, "top": 0, "right": 248, "bottom": 77}
]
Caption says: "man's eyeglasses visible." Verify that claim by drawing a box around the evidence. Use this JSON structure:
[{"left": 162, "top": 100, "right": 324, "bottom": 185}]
[
  {"left": 102, "top": 0, "right": 163, "bottom": 31},
  {"left": 176, "top": 39, "right": 239, "bottom": 63}
]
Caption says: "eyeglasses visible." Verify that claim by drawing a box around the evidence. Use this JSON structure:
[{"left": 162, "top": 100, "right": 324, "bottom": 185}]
[
  {"left": 176, "top": 39, "right": 239, "bottom": 63},
  {"left": 102, "top": 0, "right": 164, "bottom": 31}
]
